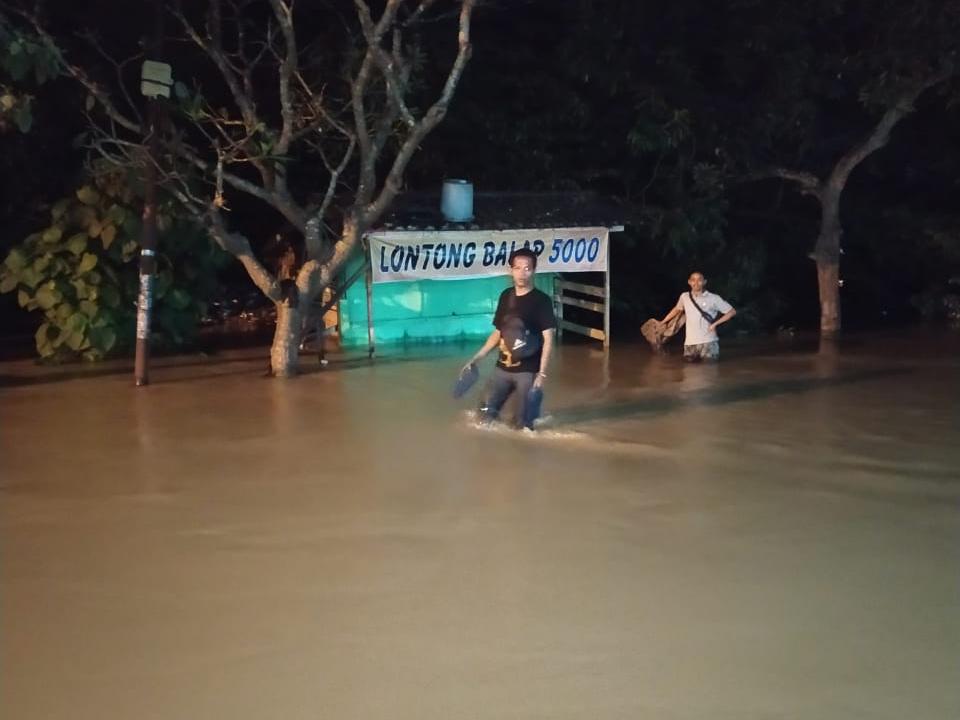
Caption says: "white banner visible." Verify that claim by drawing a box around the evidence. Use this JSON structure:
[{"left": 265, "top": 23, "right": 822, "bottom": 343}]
[{"left": 368, "top": 227, "right": 608, "bottom": 284}]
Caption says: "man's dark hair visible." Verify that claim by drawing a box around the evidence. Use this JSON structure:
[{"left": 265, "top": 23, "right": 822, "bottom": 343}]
[{"left": 509, "top": 247, "right": 538, "bottom": 269}]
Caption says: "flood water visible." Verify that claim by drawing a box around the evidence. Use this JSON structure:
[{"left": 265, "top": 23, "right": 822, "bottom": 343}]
[{"left": 2, "top": 330, "right": 958, "bottom": 719}]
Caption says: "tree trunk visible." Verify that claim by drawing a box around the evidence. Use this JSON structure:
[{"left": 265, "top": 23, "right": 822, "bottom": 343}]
[
  {"left": 813, "top": 187, "right": 843, "bottom": 336},
  {"left": 271, "top": 302, "right": 301, "bottom": 377}
]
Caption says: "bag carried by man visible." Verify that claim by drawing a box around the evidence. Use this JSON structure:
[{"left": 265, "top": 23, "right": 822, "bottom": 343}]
[{"left": 498, "top": 289, "right": 543, "bottom": 359}]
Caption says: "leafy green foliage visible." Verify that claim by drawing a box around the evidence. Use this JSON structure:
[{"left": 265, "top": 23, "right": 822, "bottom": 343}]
[
  {"left": 0, "top": 17, "right": 60, "bottom": 134},
  {"left": 1, "top": 170, "right": 227, "bottom": 360}
]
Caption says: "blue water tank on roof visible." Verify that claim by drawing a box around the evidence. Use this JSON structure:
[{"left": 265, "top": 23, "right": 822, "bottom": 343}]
[{"left": 441, "top": 179, "right": 474, "bottom": 223}]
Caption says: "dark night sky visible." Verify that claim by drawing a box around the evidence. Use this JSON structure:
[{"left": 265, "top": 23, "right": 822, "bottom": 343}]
[{"left": 3, "top": 0, "right": 959, "bottom": 339}]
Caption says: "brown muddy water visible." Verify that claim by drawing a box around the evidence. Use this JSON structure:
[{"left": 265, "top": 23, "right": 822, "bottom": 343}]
[{"left": 1, "top": 330, "right": 958, "bottom": 719}]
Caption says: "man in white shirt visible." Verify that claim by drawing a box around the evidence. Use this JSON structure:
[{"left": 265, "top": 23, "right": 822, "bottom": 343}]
[{"left": 660, "top": 271, "right": 737, "bottom": 361}]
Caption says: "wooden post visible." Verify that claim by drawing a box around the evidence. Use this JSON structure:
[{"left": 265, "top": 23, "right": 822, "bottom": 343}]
[
  {"left": 603, "top": 244, "right": 611, "bottom": 349},
  {"left": 365, "top": 251, "right": 376, "bottom": 359},
  {"left": 554, "top": 274, "right": 564, "bottom": 341}
]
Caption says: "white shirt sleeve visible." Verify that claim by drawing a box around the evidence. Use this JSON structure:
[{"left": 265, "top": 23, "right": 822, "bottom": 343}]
[{"left": 713, "top": 295, "right": 733, "bottom": 314}]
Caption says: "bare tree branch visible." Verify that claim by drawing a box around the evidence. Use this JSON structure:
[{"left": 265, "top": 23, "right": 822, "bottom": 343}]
[
  {"left": 352, "top": 0, "right": 404, "bottom": 203},
  {"left": 172, "top": 4, "right": 259, "bottom": 132},
  {"left": 304, "top": 135, "right": 356, "bottom": 262},
  {"left": 78, "top": 31, "right": 145, "bottom": 128},
  {"left": 745, "top": 67, "right": 956, "bottom": 204},
  {"left": 372, "top": 43, "right": 416, "bottom": 128},
  {"left": 364, "top": 0, "right": 476, "bottom": 223},
  {"left": 828, "top": 68, "right": 955, "bottom": 190},
  {"left": 206, "top": 211, "right": 283, "bottom": 301},
  {"left": 404, "top": 0, "right": 441, "bottom": 27},
  {"left": 14, "top": 13, "right": 143, "bottom": 135},
  {"left": 267, "top": 0, "right": 297, "bottom": 155},
  {"left": 172, "top": 143, "right": 303, "bottom": 229},
  {"left": 746, "top": 167, "right": 823, "bottom": 198}
]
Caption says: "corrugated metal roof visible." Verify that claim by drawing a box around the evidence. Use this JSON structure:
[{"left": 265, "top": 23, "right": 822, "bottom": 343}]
[{"left": 376, "top": 191, "right": 625, "bottom": 232}]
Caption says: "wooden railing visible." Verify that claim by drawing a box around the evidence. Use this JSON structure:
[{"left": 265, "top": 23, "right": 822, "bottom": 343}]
[{"left": 554, "top": 277, "right": 609, "bottom": 347}]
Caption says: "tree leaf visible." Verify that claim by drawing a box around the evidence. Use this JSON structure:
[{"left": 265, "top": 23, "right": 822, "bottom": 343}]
[
  {"left": 51, "top": 198, "right": 71, "bottom": 220},
  {"left": 87, "top": 325, "right": 117, "bottom": 353},
  {"left": 121, "top": 240, "right": 139, "bottom": 262},
  {"left": 78, "top": 252, "right": 98, "bottom": 274},
  {"left": 100, "top": 283, "right": 121, "bottom": 308},
  {"left": 0, "top": 273, "right": 17, "bottom": 293},
  {"left": 101, "top": 224, "right": 117, "bottom": 249},
  {"left": 35, "top": 323, "right": 56, "bottom": 358},
  {"left": 154, "top": 270, "right": 172, "bottom": 298},
  {"left": 76, "top": 186, "right": 100, "bottom": 206},
  {"left": 73, "top": 205, "right": 97, "bottom": 228},
  {"left": 67, "top": 233, "right": 88, "bottom": 256},
  {"left": 41, "top": 226, "right": 63, "bottom": 244},
  {"left": 167, "top": 287, "right": 191, "bottom": 310},
  {"left": 67, "top": 312, "right": 88, "bottom": 332},
  {"left": 66, "top": 330, "right": 87, "bottom": 351},
  {"left": 72, "top": 278, "right": 89, "bottom": 299},
  {"left": 106, "top": 204, "right": 127, "bottom": 225},
  {"left": 32, "top": 253, "right": 52, "bottom": 273},
  {"left": 4, "top": 248, "right": 28, "bottom": 272},
  {"left": 79, "top": 300, "right": 99, "bottom": 317},
  {"left": 35, "top": 283, "right": 61, "bottom": 310},
  {"left": 17, "top": 288, "right": 32, "bottom": 308},
  {"left": 12, "top": 100, "right": 32, "bottom": 132},
  {"left": 19, "top": 266, "right": 42, "bottom": 289},
  {"left": 56, "top": 303, "right": 74, "bottom": 321}
]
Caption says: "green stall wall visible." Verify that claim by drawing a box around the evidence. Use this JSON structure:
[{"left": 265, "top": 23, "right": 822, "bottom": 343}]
[{"left": 339, "top": 255, "right": 555, "bottom": 347}]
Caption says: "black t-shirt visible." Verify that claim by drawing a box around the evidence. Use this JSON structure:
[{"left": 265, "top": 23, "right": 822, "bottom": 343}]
[{"left": 493, "top": 287, "right": 556, "bottom": 373}]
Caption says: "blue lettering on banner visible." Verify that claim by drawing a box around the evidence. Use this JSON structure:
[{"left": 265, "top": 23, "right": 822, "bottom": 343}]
[
  {"left": 494, "top": 241, "right": 508, "bottom": 266},
  {"left": 587, "top": 237, "right": 600, "bottom": 262},
  {"left": 548, "top": 239, "right": 561, "bottom": 264},
  {"left": 574, "top": 238, "right": 586, "bottom": 262},
  {"left": 433, "top": 243, "right": 447, "bottom": 269},
  {"left": 375, "top": 234, "right": 600, "bottom": 277},
  {"left": 403, "top": 245, "right": 420, "bottom": 271},
  {"left": 390, "top": 245, "right": 404, "bottom": 272},
  {"left": 418, "top": 243, "right": 433, "bottom": 269},
  {"left": 447, "top": 243, "right": 463, "bottom": 268},
  {"left": 482, "top": 242, "right": 496, "bottom": 266}
]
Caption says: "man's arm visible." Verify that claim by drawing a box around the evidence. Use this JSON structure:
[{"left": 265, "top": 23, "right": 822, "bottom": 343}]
[
  {"left": 466, "top": 330, "right": 501, "bottom": 368},
  {"left": 533, "top": 328, "right": 556, "bottom": 388},
  {"left": 661, "top": 296, "right": 685, "bottom": 324},
  {"left": 708, "top": 307, "right": 737, "bottom": 333}
]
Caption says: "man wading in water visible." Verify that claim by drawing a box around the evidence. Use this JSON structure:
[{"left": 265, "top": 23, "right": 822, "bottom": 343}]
[
  {"left": 660, "top": 271, "right": 736, "bottom": 361},
  {"left": 463, "top": 248, "right": 556, "bottom": 429}
]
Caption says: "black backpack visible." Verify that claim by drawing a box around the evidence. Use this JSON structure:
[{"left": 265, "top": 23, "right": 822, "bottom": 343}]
[{"left": 500, "top": 290, "right": 543, "bottom": 360}]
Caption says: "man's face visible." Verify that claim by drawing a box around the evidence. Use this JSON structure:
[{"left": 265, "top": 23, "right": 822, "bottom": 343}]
[
  {"left": 511, "top": 256, "right": 535, "bottom": 289},
  {"left": 688, "top": 273, "right": 706, "bottom": 293}
]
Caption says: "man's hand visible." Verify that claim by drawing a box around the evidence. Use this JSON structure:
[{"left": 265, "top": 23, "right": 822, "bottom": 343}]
[
  {"left": 707, "top": 323, "right": 717, "bottom": 333},
  {"left": 533, "top": 372, "right": 547, "bottom": 389}
]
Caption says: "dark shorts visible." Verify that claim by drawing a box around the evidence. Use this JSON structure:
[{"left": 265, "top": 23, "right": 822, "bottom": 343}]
[{"left": 683, "top": 341, "right": 720, "bottom": 362}]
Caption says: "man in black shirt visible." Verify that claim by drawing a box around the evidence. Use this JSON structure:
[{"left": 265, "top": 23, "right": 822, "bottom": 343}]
[{"left": 464, "top": 247, "right": 556, "bottom": 429}]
